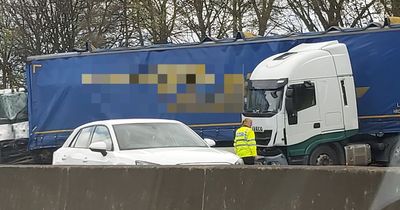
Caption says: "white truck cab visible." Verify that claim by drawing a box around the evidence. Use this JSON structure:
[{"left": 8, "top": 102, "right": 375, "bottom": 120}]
[{"left": 244, "top": 41, "right": 359, "bottom": 165}]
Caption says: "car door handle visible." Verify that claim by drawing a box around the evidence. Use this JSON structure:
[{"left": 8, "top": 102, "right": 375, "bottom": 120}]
[
  {"left": 313, "top": 123, "right": 321, "bottom": 128},
  {"left": 83, "top": 157, "right": 88, "bottom": 163}
]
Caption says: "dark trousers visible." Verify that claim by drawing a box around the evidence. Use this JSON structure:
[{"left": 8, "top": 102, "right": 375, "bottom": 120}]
[{"left": 242, "top": 156, "right": 255, "bottom": 165}]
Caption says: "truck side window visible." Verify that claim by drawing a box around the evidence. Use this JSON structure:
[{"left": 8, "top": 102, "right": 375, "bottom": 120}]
[
  {"left": 73, "top": 127, "right": 94, "bottom": 148},
  {"left": 294, "top": 83, "right": 316, "bottom": 111},
  {"left": 91, "top": 126, "right": 113, "bottom": 151},
  {"left": 341, "top": 80, "right": 348, "bottom": 106}
]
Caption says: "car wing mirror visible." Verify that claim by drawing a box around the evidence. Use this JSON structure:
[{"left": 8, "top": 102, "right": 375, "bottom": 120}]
[
  {"left": 204, "top": 138, "right": 216, "bottom": 147},
  {"left": 89, "top": 142, "right": 108, "bottom": 156}
]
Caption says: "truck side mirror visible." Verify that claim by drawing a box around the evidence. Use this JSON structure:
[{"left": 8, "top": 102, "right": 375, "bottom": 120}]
[
  {"left": 303, "top": 81, "right": 312, "bottom": 88},
  {"left": 285, "top": 87, "right": 298, "bottom": 125}
]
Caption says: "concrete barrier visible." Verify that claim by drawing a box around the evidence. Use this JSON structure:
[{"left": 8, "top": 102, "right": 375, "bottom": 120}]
[{"left": 0, "top": 166, "right": 400, "bottom": 210}]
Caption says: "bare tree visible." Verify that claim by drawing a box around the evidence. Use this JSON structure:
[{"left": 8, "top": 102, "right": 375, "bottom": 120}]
[
  {"left": 380, "top": 0, "right": 400, "bottom": 16},
  {"left": 178, "top": 0, "right": 217, "bottom": 40},
  {"left": 0, "top": 4, "right": 24, "bottom": 89},
  {"left": 3, "top": 0, "right": 49, "bottom": 55},
  {"left": 79, "top": 0, "right": 122, "bottom": 48},
  {"left": 217, "top": 0, "right": 252, "bottom": 36},
  {"left": 250, "top": 0, "right": 275, "bottom": 35},
  {"left": 43, "top": 0, "right": 83, "bottom": 52},
  {"left": 286, "top": 0, "right": 321, "bottom": 31},
  {"left": 0, "top": 14, "right": 15, "bottom": 88},
  {"left": 177, "top": 0, "right": 237, "bottom": 41},
  {"left": 265, "top": 1, "right": 308, "bottom": 33},
  {"left": 394, "top": 0, "right": 400, "bottom": 15},
  {"left": 342, "top": 0, "right": 381, "bottom": 27},
  {"left": 105, "top": 0, "right": 146, "bottom": 47},
  {"left": 231, "top": 0, "right": 251, "bottom": 34},
  {"left": 287, "top": 0, "right": 378, "bottom": 31},
  {"left": 139, "top": 0, "right": 179, "bottom": 44},
  {"left": 1, "top": 0, "right": 86, "bottom": 55}
]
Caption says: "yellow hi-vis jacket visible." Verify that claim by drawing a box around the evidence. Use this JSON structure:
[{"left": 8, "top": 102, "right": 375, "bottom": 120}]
[{"left": 234, "top": 126, "right": 257, "bottom": 158}]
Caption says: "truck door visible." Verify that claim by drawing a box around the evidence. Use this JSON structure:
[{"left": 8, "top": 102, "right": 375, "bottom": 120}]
[{"left": 284, "top": 81, "right": 321, "bottom": 146}]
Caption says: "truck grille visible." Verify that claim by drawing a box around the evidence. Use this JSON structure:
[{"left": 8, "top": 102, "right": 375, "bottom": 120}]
[{"left": 255, "top": 130, "right": 272, "bottom": 146}]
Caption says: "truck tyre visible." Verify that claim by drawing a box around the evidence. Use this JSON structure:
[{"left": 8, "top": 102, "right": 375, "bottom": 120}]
[
  {"left": 390, "top": 141, "right": 400, "bottom": 166},
  {"left": 309, "top": 145, "right": 339, "bottom": 165},
  {"left": 32, "top": 150, "right": 53, "bottom": 164}
]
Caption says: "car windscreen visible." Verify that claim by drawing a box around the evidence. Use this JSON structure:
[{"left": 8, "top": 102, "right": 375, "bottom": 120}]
[{"left": 113, "top": 123, "right": 208, "bottom": 150}]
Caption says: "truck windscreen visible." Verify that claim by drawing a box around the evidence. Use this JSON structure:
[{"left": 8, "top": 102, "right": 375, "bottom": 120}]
[
  {"left": 243, "top": 79, "right": 287, "bottom": 117},
  {"left": 244, "top": 88, "right": 283, "bottom": 116},
  {"left": 0, "top": 92, "right": 28, "bottom": 124}
]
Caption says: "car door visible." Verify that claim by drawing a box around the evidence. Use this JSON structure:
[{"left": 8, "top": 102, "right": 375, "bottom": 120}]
[
  {"left": 84, "top": 125, "right": 117, "bottom": 165},
  {"left": 62, "top": 126, "right": 95, "bottom": 165}
]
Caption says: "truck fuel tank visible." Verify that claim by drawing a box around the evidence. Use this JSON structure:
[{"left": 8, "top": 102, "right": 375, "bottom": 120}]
[{"left": 345, "top": 144, "right": 372, "bottom": 166}]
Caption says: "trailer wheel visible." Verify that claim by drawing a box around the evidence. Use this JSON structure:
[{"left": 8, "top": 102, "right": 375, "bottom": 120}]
[{"left": 309, "top": 145, "right": 339, "bottom": 165}]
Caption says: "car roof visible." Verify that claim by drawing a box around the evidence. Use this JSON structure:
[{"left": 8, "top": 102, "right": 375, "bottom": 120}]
[{"left": 80, "top": 118, "right": 182, "bottom": 128}]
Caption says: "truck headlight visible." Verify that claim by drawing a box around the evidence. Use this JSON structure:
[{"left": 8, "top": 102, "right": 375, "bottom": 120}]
[
  {"left": 235, "top": 158, "right": 244, "bottom": 165},
  {"left": 135, "top": 160, "right": 159, "bottom": 165}
]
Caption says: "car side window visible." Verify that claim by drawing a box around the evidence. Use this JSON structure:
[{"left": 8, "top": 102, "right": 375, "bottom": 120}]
[
  {"left": 91, "top": 126, "right": 113, "bottom": 151},
  {"left": 73, "top": 127, "right": 94, "bottom": 148},
  {"left": 68, "top": 130, "right": 81, "bottom": 147}
]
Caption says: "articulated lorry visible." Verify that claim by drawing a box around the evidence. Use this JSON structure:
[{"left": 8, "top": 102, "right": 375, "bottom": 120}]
[
  {"left": 245, "top": 40, "right": 393, "bottom": 165},
  {"left": 24, "top": 23, "right": 400, "bottom": 164}
]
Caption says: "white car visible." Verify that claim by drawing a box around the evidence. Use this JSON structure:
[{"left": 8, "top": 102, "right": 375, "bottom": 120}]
[{"left": 53, "top": 119, "right": 243, "bottom": 165}]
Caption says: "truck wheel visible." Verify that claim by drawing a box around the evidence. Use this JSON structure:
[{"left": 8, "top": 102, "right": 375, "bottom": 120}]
[
  {"left": 390, "top": 142, "right": 400, "bottom": 166},
  {"left": 309, "top": 145, "right": 339, "bottom": 165},
  {"left": 32, "top": 150, "right": 53, "bottom": 164}
]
